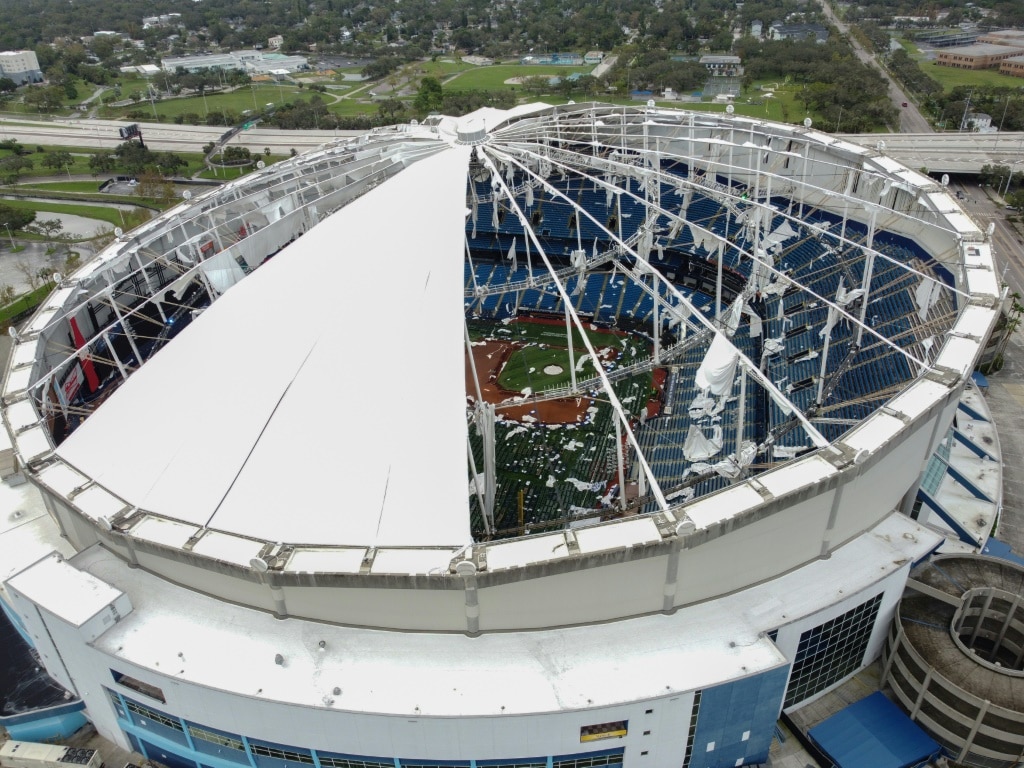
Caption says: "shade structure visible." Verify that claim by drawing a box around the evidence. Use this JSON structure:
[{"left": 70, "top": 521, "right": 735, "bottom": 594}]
[{"left": 808, "top": 692, "right": 942, "bottom": 768}]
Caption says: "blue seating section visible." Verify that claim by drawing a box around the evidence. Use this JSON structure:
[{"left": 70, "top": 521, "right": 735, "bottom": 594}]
[{"left": 464, "top": 164, "right": 948, "bottom": 514}]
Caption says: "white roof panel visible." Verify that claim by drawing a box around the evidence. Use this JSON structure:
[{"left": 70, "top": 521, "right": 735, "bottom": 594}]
[
  {"left": 56, "top": 144, "right": 473, "bottom": 550},
  {"left": 574, "top": 517, "right": 661, "bottom": 554},
  {"left": 757, "top": 455, "right": 835, "bottom": 498},
  {"left": 130, "top": 516, "right": 200, "bottom": 549},
  {"left": 485, "top": 533, "right": 571, "bottom": 571},
  {"left": 285, "top": 547, "right": 365, "bottom": 574}
]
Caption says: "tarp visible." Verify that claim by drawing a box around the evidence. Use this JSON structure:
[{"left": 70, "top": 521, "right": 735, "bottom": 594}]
[{"left": 808, "top": 692, "right": 942, "bottom": 768}]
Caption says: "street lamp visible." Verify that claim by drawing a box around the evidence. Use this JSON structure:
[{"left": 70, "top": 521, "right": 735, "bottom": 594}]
[{"left": 2, "top": 222, "right": 14, "bottom": 248}]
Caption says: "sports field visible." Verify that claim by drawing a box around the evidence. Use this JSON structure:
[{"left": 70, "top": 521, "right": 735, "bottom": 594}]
[{"left": 466, "top": 315, "right": 662, "bottom": 537}]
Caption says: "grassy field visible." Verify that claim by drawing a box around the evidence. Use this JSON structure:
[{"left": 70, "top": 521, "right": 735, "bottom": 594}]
[
  {"left": 443, "top": 64, "right": 594, "bottom": 91},
  {"left": 0, "top": 198, "right": 150, "bottom": 231},
  {"left": 918, "top": 60, "right": 1022, "bottom": 90},
  {"left": 407, "top": 58, "right": 477, "bottom": 81},
  {"left": 20, "top": 181, "right": 106, "bottom": 193},
  {"left": 100, "top": 83, "right": 300, "bottom": 120},
  {"left": 99, "top": 82, "right": 381, "bottom": 121}
]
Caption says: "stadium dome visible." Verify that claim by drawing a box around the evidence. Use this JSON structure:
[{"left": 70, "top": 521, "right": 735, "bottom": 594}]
[{"left": 0, "top": 103, "right": 1002, "bottom": 768}]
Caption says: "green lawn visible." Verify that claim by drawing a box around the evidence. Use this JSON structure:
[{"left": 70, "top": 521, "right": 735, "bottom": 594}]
[
  {"left": 917, "top": 60, "right": 1022, "bottom": 90},
  {"left": 407, "top": 59, "right": 477, "bottom": 80},
  {"left": 20, "top": 181, "right": 106, "bottom": 193},
  {"left": 100, "top": 83, "right": 298, "bottom": 120},
  {"left": 444, "top": 64, "right": 594, "bottom": 92},
  {"left": 0, "top": 198, "right": 149, "bottom": 231}
]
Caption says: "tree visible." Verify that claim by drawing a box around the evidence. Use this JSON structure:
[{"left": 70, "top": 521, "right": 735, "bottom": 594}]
[
  {"left": 42, "top": 150, "right": 74, "bottom": 172},
  {"left": 0, "top": 202, "right": 35, "bottom": 229},
  {"left": 114, "top": 141, "right": 154, "bottom": 175},
  {"left": 89, "top": 150, "right": 116, "bottom": 174},
  {"left": 135, "top": 170, "right": 175, "bottom": 203},
  {"left": 22, "top": 85, "right": 65, "bottom": 112},
  {"left": 0, "top": 156, "right": 34, "bottom": 184},
  {"left": 414, "top": 76, "right": 443, "bottom": 114},
  {"left": 0, "top": 77, "right": 16, "bottom": 93}
]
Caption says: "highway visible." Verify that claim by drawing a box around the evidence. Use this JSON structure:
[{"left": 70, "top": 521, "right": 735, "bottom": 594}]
[
  {"left": 3, "top": 117, "right": 1022, "bottom": 175},
  {"left": 0, "top": 118, "right": 360, "bottom": 155}
]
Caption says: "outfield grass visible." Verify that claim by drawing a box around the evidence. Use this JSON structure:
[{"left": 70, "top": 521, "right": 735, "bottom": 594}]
[
  {"left": 493, "top": 324, "right": 645, "bottom": 392},
  {"left": 444, "top": 64, "right": 594, "bottom": 92}
]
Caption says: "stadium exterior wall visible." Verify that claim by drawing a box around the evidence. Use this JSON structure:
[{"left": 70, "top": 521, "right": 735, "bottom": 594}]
[
  {"left": 2, "top": 551, "right": 916, "bottom": 766},
  {"left": 30, "top": 383, "right": 959, "bottom": 634}
]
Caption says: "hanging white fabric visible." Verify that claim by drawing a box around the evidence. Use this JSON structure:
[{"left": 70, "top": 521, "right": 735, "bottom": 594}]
[
  {"left": 743, "top": 305, "right": 763, "bottom": 338},
  {"left": 724, "top": 296, "right": 744, "bottom": 337},
  {"left": 683, "top": 424, "right": 723, "bottom": 461},
  {"left": 915, "top": 277, "right": 940, "bottom": 321},
  {"left": 696, "top": 332, "right": 740, "bottom": 396}
]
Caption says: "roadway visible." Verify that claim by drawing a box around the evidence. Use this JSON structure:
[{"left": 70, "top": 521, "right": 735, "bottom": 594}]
[
  {"left": 4, "top": 117, "right": 1023, "bottom": 175},
  {"left": 0, "top": 118, "right": 360, "bottom": 156},
  {"left": 812, "top": 0, "right": 931, "bottom": 133}
]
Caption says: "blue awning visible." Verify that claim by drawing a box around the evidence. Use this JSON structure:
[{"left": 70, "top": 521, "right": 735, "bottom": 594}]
[{"left": 808, "top": 692, "right": 942, "bottom": 768}]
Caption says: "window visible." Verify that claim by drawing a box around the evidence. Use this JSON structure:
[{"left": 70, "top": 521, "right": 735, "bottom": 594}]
[
  {"left": 250, "top": 744, "right": 315, "bottom": 764},
  {"left": 681, "top": 690, "right": 701, "bottom": 768},
  {"left": 552, "top": 751, "right": 624, "bottom": 768},
  {"left": 111, "top": 670, "right": 166, "bottom": 703},
  {"left": 784, "top": 593, "right": 882, "bottom": 707},
  {"left": 187, "top": 725, "right": 245, "bottom": 752},
  {"left": 318, "top": 758, "right": 394, "bottom": 768},
  {"left": 580, "top": 721, "right": 627, "bottom": 743},
  {"left": 105, "top": 687, "right": 126, "bottom": 719},
  {"left": 124, "top": 699, "right": 183, "bottom": 731}
]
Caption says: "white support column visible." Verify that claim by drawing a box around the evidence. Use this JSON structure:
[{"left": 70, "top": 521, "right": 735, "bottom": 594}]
[
  {"left": 565, "top": 302, "right": 578, "bottom": 391},
  {"left": 477, "top": 402, "right": 497, "bottom": 535},
  {"left": 816, "top": 326, "right": 831, "bottom": 405},
  {"left": 466, "top": 437, "right": 490, "bottom": 537},
  {"left": 615, "top": 414, "right": 626, "bottom": 510},
  {"left": 133, "top": 252, "right": 166, "bottom": 322},
  {"left": 101, "top": 330, "right": 129, "bottom": 380},
  {"left": 464, "top": 320, "right": 484, "bottom": 405},
  {"left": 737, "top": 367, "right": 746, "bottom": 457},
  {"left": 855, "top": 208, "right": 878, "bottom": 346},
  {"left": 653, "top": 278, "right": 661, "bottom": 365},
  {"left": 107, "top": 295, "right": 143, "bottom": 365},
  {"left": 716, "top": 237, "right": 725, "bottom": 320}
]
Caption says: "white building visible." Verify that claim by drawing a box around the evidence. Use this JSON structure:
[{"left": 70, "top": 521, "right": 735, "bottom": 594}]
[
  {"left": 161, "top": 50, "right": 307, "bottom": 74},
  {"left": 0, "top": 49, "right": 43, "bottom": 85},
  {"left": 0, "top": 104, "right": 1008, "bottom": 768}
]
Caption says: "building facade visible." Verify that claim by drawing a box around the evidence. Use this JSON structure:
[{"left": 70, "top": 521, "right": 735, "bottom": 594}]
[{"left": 0, "top": 50, "right": 43, "bottom": 85}]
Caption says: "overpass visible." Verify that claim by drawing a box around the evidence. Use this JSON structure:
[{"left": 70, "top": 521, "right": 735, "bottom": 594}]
[
  {"left": 0, "top": 118, "right": 1021, "bottom": 175},
  {"left": 839, "top": 131, "right": 1024, "bottom": 174}
]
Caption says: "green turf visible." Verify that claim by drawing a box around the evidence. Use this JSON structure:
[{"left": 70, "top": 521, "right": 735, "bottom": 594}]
[{"left": 496, "top": 326, "right": 644, "bottom": 392}]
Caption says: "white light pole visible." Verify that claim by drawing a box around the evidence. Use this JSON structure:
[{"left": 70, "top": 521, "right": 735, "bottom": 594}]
[{"left": 2, "top": 222, "right": 14, "bottom": 248}]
